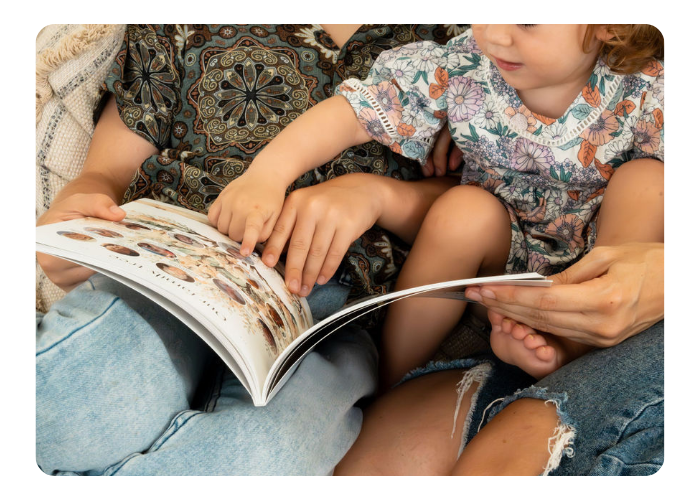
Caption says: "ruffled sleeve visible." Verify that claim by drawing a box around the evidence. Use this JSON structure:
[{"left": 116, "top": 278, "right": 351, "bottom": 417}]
[
  {"left": 103, "top": 25, "right": 181, "bottom": 150},
  {"left": 630, "top": 60, "right": 664, "bottom": 163},
  {"left": 335, "top": 40, "right": 455, "bottom": 165}
]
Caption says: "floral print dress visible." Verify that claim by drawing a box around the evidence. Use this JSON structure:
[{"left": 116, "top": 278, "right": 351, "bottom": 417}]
[{"left": 336, "top": 28, "right": 664, "bottom": 275}]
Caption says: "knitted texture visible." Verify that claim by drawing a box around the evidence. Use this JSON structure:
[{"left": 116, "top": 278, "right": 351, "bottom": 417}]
[{"left": 35, "top": 24, "right": 126, "bottom": 312}]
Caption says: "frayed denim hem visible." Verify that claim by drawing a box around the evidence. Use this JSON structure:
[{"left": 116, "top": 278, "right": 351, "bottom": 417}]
[
  {"left": 483, "top": 386, "right": 576, "bottom": 476},
  {"left": 398, "top": 358, "right": 494, "bottom": 386},
  {"left": 398, "top": 359, "right": 495, "bottom": 459}
]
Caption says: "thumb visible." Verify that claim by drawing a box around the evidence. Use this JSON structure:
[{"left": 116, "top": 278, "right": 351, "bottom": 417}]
[
  {"left": 550, "top": 250, "right": 612, "bottom": 286},
  {"left": 86, "top": 194, "right": 126, "bottom": 221}
]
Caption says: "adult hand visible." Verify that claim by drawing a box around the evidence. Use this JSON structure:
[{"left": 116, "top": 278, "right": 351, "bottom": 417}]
[
  {"left": 36, "top": 193, "right": 126, "bottom": 290},
  {"left": 207, "top": 167, "right": 288, "bottom": 257},
  {"left": 423, "top": 126, "right": 463, "bottom": 177},
  {"left": 465, "top": 243, "right": 664, "bottom": 347},
  {"left": 261, "top": 174, "right": 383, "bottom": 296}
]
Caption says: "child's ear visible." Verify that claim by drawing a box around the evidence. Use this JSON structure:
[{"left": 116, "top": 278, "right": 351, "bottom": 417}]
[{"left": 594, "top": 25, "right": 615, "bottom": 42}]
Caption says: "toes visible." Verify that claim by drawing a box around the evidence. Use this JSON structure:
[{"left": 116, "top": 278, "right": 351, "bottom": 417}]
[
  {"left": 501, "top": 318, "right": 514, "bottom": 334},
  {"left": 511, "top": 323, "right": 536, "bottom": 340},
  {"left": 523, "top": 333, "right": 547, "bottom": 350},
  {"left": 534, "top": 345, "right": 556, "bottom": 362}
]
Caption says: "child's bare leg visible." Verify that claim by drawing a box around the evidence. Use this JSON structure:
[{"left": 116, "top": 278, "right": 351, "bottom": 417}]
[
  {"left": 452, "top": 397, "right": 559, "bottom": 475},
  {"left": 380, "top": 185, "right": 511, "bottom": 389},
  {"left": 594, "top": 158, "right": 664, "bottom": 245},
  {"left": 335, "top": 369, "right": 479, "bottom": 475},
  {"left": 491, "top": 158, "right": 664, "bottom": 378},
  {"left": 335, "top": 368, "right": 559, "bottom": 476}
]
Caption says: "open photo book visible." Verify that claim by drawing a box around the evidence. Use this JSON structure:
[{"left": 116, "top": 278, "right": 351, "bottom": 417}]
[{"left": 36, "top": 199, "right": 552, "bottom": 406}]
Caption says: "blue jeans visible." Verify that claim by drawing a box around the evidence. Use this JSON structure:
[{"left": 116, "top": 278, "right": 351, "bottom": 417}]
[
  {"left": 405, "top": 320, "right": 663, "bottom": 475},
  {"left": 519, "top": 320, "right": 664, "bottom": 475},
  {"left": 36, "top": 274, "right": 376, "bottom": 475}
]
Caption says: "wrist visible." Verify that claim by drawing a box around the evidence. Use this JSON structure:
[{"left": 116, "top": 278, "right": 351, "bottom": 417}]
[
  {"left": 247, "top": 150, "right": 303, "bottom": 189},
  {"left": 372, "top": 175, "right": 395, "bottom": 221},
  {"left": 245, "top": 157, "right": 294, "bottom": 189}
]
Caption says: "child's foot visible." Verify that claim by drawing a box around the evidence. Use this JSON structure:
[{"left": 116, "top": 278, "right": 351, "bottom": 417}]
[{"left": 489, "top": 319, "right": 592, "bottom": 379}]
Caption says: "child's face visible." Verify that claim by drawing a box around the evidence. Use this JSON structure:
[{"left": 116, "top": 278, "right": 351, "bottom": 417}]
[{"left": 472, "top": 24, "right": 602, "bottom": 93}]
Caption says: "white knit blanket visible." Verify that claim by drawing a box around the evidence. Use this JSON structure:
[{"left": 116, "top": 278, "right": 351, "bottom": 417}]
[{"left": 35, "top": 24, "right": 126, "bottom": 312}]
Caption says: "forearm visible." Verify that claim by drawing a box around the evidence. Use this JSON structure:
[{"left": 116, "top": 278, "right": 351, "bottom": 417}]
[
  {"left": 247, "top": 95, "right": 371, "bottom": 185},
  {"left": 376, "top": 175, "right": 459, "bottom": 244}
]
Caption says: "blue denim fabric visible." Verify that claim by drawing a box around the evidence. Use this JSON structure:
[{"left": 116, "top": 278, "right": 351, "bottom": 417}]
[
  {"left": 403, "top": 321, "right": 664, "bottom": 475},
  {"left": 36, "top": 273, "right": 377, "bottom": 475},
  {"left": 486, "top": 320, "right": 664, "bottom": 476}
]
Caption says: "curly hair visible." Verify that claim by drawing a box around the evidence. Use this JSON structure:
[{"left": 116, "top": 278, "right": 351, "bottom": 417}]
[{"left": 584, "top": 24, "right": 664, "bottom": 75}]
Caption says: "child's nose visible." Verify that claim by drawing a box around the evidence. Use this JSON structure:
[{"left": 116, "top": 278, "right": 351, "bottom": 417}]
[{"left": 483, "top": 24, "right": 514, "bottom": 47}]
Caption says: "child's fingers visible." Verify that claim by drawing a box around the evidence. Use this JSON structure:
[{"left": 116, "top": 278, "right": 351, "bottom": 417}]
[
  {"left": 422, "top": 157, "right": 435, "bottom": 177},
  {"left": 216, "top": 209, "right": 232, "bottom": 237},
  {"left": 448, "top": 144, "right": 463, "bottom": 171},
  {"left": 262, "top": 206, "right": 297, "bottom": 267},
  {"left": 283, "top": 218, "right": 318, "bottom": 295},
  {"left": 317, "top": 231, "right": 354, "bottom": 287},
  {"left": 431, "top": 128, "right": 452, "bottom": 176},
  {"left": 207, "top": 200, "right": 221, "bottom": 226},
  {"left": 239, "top": 211, "right": 265, "bottom": 257},
  {"left": 299, "top": 223, "right": 335, "bottom": 296}
]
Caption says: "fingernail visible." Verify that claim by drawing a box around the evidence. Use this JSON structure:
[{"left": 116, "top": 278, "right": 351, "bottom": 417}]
[
  {"left": 241, "top": 247, "right": 250, "bottom": 257},
  {"left": 289, "top": 279, "right": 299, "bottom": 292},
  {"left": 481, "top": 288, "right": 496, "bottom": 299},
  {"left": 317, "top": 275, "right": 327, "bottom": 285},
  {"left": 264, "top": 254, "right": 275, "bottom": 266},
  {"left": 301, "top": 284, "right": 309, "bottom": 296},
  {"left": 110, "top": 205, "right": 122, "bottom": 213},
  {"left": 465, "top": 289, "right": 482, "bottom": 302}
]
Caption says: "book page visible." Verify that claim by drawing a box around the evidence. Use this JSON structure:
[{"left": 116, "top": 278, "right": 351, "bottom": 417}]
[
  {"left": 36, "top": 200, "right": 313, "bottom": 401},
  {"left": 263, "top": 272, "right": 552, "bottom": 401}
]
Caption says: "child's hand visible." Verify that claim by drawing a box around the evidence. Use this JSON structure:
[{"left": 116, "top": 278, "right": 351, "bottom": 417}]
[
  {"left": 207, "top": 168, "right": 289, "bottom": 256},
  {"left": 423, "top": 126, "right": 462, "bottom": 177},
  {"left": 260, "top": 174, "right": 383, "bottom": 296},
  {"left": 37, "top": 193, "right": 126, "bottom": 290}
]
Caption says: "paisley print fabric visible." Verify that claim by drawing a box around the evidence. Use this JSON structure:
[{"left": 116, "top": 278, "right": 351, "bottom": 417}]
[
  {"left": 102, "top": 24, "right": 464, "bottom": 309},
  {"left": 336, "top": 28, "right": 664, "bottom": 276}
]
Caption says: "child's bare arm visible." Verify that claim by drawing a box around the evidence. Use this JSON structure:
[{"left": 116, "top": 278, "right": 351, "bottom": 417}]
[
  {"left": 207, "top": 95, "right": 372, "bottom": 256},
  {"left": 36, "top": 96, "right": 158, "bottom": 290}
]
